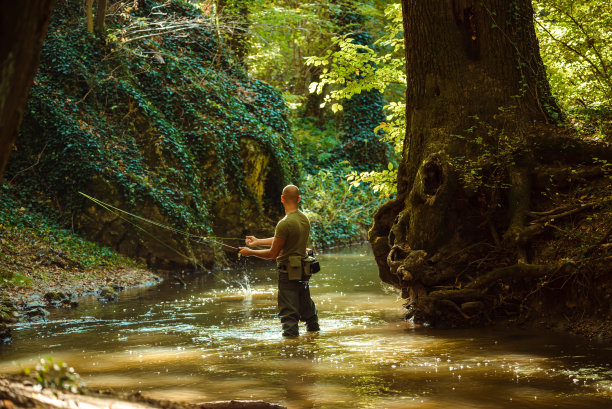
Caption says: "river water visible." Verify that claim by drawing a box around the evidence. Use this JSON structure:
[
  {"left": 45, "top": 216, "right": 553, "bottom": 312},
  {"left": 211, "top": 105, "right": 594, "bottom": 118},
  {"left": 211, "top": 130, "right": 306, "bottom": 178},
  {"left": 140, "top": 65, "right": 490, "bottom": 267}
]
[{"left": 1, "top": 244, "right": 611, "bottom": 408}]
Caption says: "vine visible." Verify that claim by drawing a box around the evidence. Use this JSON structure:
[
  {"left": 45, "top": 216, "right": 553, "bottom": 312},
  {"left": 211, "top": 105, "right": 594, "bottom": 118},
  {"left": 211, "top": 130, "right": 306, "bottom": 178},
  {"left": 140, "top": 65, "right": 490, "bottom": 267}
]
[{"left": 7, "top": 0, "right": 298, "bottom": 243}]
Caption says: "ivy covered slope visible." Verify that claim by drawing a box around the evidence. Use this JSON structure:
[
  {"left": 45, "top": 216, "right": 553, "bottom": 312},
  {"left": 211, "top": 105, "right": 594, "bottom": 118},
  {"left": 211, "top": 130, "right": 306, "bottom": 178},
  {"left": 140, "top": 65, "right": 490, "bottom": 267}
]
[{"left": 7, "top": 1, "right": 298, "bottom": 270}]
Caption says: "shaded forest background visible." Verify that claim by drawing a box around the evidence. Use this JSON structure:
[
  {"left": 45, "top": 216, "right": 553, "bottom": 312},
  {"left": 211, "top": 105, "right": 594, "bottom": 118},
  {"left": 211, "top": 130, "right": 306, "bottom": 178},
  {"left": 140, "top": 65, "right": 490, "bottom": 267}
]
[{"left": 0, "top": 0, "right": 610, "bottom": 334}]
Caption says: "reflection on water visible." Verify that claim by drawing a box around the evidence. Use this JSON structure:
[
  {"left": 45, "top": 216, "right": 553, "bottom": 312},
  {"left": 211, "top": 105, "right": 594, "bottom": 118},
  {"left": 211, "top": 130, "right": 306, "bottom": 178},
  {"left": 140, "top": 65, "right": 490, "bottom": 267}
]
[{"left": 1, "top": 244, "right": 611, "bottom": 408}]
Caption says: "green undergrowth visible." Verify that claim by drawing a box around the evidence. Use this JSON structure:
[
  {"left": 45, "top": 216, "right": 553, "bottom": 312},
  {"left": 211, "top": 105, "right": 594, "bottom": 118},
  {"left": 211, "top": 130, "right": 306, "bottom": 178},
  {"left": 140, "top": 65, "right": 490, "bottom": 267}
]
[
  {"left": 301, "top": 162, "right": 387, "bottom": 248},
  {"left": 23, "top": 357, "right": 85, "bottom": 393},
  {"left": 293, "top": 118, "right": 390, "bottom": 248},
  {"left": 0, "top": 184, "right": 141, "bottom": 287},
  {"left": 293, "top": 118, "right": 341, "bottom": 174}
]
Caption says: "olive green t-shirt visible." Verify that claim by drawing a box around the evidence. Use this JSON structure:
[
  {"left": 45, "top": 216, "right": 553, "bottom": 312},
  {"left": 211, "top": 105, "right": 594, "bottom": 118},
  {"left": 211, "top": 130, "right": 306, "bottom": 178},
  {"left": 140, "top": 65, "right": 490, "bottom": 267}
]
[{"left": 274, "top": 210, "right": 310, "bottom": 266}]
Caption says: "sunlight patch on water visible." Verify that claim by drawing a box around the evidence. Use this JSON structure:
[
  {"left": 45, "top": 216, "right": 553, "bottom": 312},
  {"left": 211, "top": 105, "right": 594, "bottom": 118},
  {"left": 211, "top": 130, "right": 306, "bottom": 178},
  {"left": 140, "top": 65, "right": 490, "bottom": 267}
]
[
  {"left": 202, "top": 288, "right": 276, "bottom": 303},
  {"left": 83, "top": 374, "right": 194, "bottom": 390}
]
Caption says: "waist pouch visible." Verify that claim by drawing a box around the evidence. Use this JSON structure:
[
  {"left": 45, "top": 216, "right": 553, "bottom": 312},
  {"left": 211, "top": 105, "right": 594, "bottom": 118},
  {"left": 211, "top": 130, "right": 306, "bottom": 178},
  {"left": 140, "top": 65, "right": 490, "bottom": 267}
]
[
  {"left": 302, "top": 255, "right": 320, "bottom": 275},
  {"left": 282, "top": 255, "right": 321, "bottom": 280},
  {"left": 287, "top": 255, "right": 303, "bottom": 280}
]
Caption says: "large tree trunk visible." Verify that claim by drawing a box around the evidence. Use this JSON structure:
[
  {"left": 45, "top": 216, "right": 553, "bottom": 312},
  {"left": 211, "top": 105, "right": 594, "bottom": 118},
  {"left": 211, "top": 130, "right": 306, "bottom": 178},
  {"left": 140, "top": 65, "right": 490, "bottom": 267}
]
[
  {"left": 369, "top": 0, "right": 610, "bottom": 327},
  {"left": 0, "top": 0, "right": 56, "bottom": 183}
]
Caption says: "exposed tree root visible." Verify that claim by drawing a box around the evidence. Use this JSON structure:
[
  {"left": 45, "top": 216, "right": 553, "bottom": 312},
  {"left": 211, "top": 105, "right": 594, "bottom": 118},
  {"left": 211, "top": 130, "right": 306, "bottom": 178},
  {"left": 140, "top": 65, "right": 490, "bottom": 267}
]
[
  {"left": 436, "top": 299, "right": 471, "bottom": 320},
  {"left": 508, "top": 199, "right": 610, "bottom": 248},
  {"left": 370, "top": 125, "right": 611, "bottom": 335},
  {"left": 467, "top": 264, "right": 552, "bottom": 290},
  {"left": 528, "top": 200, "right": 603, "bottom": 225},
  {"left": 428, "top": 288, "right": 484, "bottom": 302},
  {"left": 404, "top": 264, "right": 557, "bottom": 325},
  {"left": 527, "top": 202, "right": 583, "bottom": 217},
  {"left": 533, "top": 165, "right": 605, "bottom": 190}
]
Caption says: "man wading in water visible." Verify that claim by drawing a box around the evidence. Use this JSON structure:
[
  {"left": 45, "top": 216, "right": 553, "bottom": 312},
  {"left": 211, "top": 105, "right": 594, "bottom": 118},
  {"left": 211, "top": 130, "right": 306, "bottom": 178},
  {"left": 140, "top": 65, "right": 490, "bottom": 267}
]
[{"left": 239, "top": 185, "right": 320, "bottom": 337}]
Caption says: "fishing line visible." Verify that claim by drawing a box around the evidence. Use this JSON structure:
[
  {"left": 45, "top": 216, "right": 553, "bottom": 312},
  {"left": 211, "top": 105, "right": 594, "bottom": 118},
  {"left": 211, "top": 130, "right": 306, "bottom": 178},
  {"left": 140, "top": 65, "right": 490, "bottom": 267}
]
[
  {"left": 79, "top": 194, "right": 274, "bottom": 296},
  {"left": 84, "top": 194, "right": 197, "bottom": 264},
  {"left": 79, "top": 192, "right": 242, "bottom": 249},
  {"left": 79, "top": 191, "right": 241, "bottom": 253}
]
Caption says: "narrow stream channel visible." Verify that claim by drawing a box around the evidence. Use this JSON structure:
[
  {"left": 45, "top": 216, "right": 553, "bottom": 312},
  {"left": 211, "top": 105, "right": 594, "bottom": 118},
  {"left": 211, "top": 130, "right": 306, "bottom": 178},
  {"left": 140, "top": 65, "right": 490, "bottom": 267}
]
[{"left": 1, "top": 244, "right": 611, "bottom": 408}]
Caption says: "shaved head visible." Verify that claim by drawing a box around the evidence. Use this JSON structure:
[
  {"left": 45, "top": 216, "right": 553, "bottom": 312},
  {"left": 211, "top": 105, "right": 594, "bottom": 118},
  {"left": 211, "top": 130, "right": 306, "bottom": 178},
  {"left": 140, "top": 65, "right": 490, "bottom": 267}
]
[{"left": 282, "top": 184, "right": 300, "bottom": 203}]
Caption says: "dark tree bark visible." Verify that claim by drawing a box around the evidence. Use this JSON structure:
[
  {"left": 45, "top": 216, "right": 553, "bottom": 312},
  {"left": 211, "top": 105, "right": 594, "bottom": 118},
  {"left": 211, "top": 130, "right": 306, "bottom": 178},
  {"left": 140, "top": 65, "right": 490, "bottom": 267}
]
[
  {"left": 0, "top": 0, "right": 56, "bottom": 183},
  {"left": 369, "top": 0, "right": 609, "bottom": 327}
]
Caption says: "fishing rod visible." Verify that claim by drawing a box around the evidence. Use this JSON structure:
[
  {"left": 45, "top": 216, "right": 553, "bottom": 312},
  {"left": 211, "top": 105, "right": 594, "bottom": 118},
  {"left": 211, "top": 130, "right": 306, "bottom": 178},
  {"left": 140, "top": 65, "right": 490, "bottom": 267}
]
[{"left": 79, "top": 191, "right": 241, "bottom": 253}]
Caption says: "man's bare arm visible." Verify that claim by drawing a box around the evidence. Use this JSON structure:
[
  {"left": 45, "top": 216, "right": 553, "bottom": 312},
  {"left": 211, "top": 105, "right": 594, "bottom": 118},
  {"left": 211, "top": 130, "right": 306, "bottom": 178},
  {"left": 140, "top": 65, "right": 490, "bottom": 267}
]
[
  {"left": 245, "top": 236, "right": 274, "bottom": 247},
  {"left": 239, "top": 237, "right": 285, "bottom": 259}
]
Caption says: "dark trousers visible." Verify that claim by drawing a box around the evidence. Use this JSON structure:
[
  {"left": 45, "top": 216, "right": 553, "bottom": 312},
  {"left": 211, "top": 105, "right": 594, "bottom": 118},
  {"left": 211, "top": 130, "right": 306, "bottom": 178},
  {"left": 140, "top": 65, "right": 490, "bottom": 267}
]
[{"left": 277, "top": 272, "right": 318, "bottom": 337}]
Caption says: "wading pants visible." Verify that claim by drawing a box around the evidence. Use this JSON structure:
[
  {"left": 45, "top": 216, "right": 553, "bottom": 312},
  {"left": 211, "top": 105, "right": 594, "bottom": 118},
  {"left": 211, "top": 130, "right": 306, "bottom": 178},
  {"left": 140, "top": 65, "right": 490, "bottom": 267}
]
[{"left": 278, "top": 272, "right": 319, "bottom": 337}]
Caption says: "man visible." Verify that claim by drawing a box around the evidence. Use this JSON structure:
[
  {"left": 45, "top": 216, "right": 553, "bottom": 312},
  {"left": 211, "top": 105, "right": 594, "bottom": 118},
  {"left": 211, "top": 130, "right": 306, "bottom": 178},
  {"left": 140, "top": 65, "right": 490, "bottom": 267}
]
[{"left": 239, "top": 184, "right": 319, "bottom": 337}]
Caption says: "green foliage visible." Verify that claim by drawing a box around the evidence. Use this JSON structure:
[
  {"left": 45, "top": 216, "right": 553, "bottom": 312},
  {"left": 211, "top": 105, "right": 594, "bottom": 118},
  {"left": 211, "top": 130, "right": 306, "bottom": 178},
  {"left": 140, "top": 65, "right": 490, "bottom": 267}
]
[
  {"left": 7, "top": 0, "right": 298, "bottom": 241},
  {"left": 23, "top": 357, "right": 84, "bottom": 393},
  {"left": 534, "top": 0, "right": 612, "bottom": 112},
  {"left": 292, "top": 118, "right": 341, "bottom": 173},
  {"left": 248, "top": 0, "right": 340, "bottom": 96},
  {"left": 306, "top": 3, "right": 404, "bottom": 190},
  {"left": 301, "top": 162, "right": 385, "bottom": 247},
  {"left": 340, "top": 86, "right": 388, "bottom": 170},
  {"left": 348, "top": 162, "right": 397, "bottom": 198},
  {"left": 307, "top": 3, "right": 404, "bottom": 108},
  {"left": 323, "top": 2, "right": 393, "bottom": 169},
  {"left": 376, "top": 100, "right": 405, "bottom": 154},
  {"left": 293, "top": 116, "right": 392, "bottom": 242}
]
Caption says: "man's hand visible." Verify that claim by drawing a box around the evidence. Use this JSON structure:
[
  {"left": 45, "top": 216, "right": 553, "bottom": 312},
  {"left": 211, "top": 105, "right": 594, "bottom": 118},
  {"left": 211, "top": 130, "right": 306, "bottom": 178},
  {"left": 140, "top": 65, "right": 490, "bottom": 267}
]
[
  {"left": 238, "top": 247, "right": 252, "bottom": 257},
  {"left": 245, "top": 236, "right": 258, "bottom": 246},
  {"left": 237, "top": 237, "right": 285, "bottom": 259}
]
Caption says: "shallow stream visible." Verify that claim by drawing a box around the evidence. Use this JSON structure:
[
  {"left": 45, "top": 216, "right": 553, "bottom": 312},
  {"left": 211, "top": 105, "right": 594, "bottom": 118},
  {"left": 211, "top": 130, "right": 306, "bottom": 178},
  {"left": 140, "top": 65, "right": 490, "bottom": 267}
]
[{"left": 1, "top": 244, "right": 611, "bottom": 408}]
